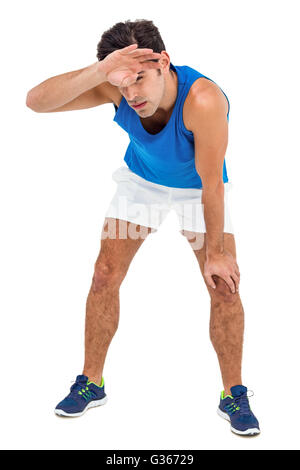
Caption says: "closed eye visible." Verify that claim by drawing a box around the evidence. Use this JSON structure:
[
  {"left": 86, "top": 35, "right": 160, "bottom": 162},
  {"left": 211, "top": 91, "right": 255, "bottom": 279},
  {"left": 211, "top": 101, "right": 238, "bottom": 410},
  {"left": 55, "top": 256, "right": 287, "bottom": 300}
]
[{"left": 136, "top": 76, "right": 143, "bottom": 81}]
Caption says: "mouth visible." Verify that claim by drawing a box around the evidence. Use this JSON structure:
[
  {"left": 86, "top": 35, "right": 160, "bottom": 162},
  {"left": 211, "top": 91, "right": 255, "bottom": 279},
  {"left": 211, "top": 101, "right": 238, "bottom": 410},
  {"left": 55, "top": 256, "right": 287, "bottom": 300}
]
[{"left": 132, "top": 101, "right": 147, "bottom": 109}]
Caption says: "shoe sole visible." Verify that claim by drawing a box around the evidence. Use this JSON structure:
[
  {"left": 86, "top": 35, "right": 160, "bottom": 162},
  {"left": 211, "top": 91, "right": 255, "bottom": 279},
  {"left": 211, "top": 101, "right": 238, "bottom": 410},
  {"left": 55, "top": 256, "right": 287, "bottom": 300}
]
[
  {"left": 55, "top": 395, "right": 108, "bottom": 417},
  {"left": 217, "top": 408, "right": 260, "bottom": 436}
]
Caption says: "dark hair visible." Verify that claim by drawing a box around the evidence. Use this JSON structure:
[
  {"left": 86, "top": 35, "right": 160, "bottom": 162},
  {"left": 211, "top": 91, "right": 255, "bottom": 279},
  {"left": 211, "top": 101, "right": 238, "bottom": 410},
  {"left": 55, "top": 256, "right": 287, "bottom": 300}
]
[{"left": 96, "top": 19, "right": 167, "bottom": 74}]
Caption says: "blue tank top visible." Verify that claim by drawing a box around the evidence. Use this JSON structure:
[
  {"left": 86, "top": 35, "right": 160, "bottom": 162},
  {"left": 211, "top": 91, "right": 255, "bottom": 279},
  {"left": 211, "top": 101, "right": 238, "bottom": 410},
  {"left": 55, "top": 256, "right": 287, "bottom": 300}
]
[{"left": 113, "top": 62, "right": 230, "bottom": 189}]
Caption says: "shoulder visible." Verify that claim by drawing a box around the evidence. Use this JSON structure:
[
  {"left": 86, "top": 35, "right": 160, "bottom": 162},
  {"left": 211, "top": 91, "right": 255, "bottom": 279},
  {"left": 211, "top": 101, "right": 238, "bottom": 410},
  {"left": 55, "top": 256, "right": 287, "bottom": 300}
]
[
  {"left": 106, "top": 84, "right": 123, "bottom": 107},
  {"left": 183, "top": 77, "right": 228, "bottom": 132},
  {"left": 95, "top": 81, "right": 123, "bottom": 107}
]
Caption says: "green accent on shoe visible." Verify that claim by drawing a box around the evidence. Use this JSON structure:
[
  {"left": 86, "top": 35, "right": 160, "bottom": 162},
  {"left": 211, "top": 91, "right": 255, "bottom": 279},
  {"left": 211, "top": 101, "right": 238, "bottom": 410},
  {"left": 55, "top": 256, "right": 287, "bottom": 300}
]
[
  {"left": 87, "top": 377, "right": 105, "bottom": 388},
  {"left": 82, "top": 390, "right": 96, "bottom": 400},
  {"left": 221, "top": 390, "right": 234, "bottom": 400}
]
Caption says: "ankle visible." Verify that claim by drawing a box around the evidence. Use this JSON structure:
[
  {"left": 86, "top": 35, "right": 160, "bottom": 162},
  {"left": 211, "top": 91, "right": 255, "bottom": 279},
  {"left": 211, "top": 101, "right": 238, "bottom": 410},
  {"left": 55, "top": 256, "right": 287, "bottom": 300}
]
[
  {"left": 89, "top": 377, "right": 103, "bottom": 386},
  {"left": 82, "top": 371, "right": 102, "bottom": 386},
  {"left": 223, "top": 381, "right": 243, "bottom": 397}
]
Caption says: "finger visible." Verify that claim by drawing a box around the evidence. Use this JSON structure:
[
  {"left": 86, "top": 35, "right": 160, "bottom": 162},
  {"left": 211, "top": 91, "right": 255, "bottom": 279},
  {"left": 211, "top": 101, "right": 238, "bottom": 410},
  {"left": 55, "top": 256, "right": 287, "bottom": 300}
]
[
  {"left": 233, "top": 263, "right": 240, "bottom": 277},
  {"left": 128, "top": 47, "right": 153, "bottom": 56},
  {"left": 231, "top": 273, "right": 240, "bottom": 292},
  {"left": 128, "top": 48, "right": 154, "bottom": 56},
  {"left": 137, "top": 53, "right": 161, "bottom": 61},
  {"left": 121, "top": 43, "right": 138, "bottom": 53},
  {"left": 224, "top": 276, "right": 236, "bottom": 294},
  {"left": 138, "top": 61, "right": 161, "bottom": 71},
  {"left": 120, "top": 74, "right": 137, "bottom": 87},
  {"left": 205, "top": 274, "right": 217, "bottom": 290}
]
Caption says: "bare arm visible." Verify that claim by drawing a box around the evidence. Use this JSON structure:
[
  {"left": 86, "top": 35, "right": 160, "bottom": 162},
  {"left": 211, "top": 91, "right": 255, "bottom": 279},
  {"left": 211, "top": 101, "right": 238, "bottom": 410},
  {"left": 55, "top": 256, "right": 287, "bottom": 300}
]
[
  {"left": 188, "top": 85, "right": 228, "bottom": 253},
  {"left": 26, "top": 44, "right": 162, "bottom": 113},
  {"left": 26, "top": 61, "right": 111, "bottom": 113},
  {"left": 187, "top": 84, "right": 240, "bottom": 293}
]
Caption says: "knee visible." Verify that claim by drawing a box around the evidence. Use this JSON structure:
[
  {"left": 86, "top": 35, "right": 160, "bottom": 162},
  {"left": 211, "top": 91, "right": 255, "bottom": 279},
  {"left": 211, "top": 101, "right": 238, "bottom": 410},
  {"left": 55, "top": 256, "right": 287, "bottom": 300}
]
[
  {"left": 210, "top": 276, "right": 239, "bottom": 304},
  {"left": 91, "top": 260, "right": 123, "bottom": 293}
]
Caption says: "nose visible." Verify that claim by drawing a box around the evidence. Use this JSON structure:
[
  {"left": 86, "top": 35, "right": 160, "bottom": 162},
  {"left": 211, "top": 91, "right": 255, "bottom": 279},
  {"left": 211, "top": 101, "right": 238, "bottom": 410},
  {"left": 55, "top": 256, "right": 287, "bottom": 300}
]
[{"left": 121, "top": 85, "right": 139, "bottom": 103}]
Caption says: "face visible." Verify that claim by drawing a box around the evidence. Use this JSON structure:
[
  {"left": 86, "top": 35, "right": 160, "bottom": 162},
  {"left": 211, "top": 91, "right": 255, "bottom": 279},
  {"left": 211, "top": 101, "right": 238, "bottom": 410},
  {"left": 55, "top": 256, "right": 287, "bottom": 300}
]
[{"left": 119, "top": 68, "right": 166, "bottom": 118}]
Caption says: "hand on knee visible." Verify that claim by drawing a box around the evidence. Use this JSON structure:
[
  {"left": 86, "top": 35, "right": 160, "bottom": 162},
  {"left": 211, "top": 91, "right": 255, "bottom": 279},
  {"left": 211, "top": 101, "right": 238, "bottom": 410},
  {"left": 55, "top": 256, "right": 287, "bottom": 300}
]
[{"left": 210, "top": 276, "right": 239, "bottom": 303}]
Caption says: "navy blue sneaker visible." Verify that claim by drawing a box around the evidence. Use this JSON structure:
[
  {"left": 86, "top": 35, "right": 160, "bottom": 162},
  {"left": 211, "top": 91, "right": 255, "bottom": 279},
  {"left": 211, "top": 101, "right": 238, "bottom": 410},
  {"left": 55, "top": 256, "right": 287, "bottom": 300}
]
[
  {"left": 55, "top": 375, "right": 107, "bottom": 417},
  {"left": 218, "top": 385, "right": 260, "bottom": 436}
]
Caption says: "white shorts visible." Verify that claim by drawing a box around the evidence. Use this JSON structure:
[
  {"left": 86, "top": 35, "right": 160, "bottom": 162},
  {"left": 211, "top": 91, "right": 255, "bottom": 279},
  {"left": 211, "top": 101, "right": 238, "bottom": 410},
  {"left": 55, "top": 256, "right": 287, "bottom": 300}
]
[{"left": 105, "top": 165, "right": 234, "bottom": 234}]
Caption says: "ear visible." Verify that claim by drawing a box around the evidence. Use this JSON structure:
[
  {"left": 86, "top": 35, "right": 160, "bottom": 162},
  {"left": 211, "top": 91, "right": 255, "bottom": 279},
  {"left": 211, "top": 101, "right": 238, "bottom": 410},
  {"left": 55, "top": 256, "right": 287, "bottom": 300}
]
[{"left": 159, "top": 51, "right": 171, "bottom": 73}]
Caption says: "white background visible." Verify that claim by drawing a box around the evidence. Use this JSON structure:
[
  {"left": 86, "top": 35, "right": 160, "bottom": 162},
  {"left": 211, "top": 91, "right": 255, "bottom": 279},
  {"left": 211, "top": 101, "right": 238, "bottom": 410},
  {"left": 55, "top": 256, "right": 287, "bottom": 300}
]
[{"left": 1, "top": 0, "right": 299, "bottom": 450}]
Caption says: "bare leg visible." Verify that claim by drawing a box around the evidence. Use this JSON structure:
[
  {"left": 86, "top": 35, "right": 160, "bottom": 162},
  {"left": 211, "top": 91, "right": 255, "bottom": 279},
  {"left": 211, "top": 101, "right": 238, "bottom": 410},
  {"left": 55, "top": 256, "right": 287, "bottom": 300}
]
[
  {"left": 181, "top": 231, "right": 244, "bottom": 395},
  {"left": 83, "top": 217, "right": 154, "bottom": 384}
]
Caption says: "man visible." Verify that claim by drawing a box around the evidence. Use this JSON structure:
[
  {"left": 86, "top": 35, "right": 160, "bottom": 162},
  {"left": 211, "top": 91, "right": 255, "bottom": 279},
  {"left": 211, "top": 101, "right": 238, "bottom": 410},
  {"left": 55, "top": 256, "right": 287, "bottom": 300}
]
[{"left": 26, "top": 19, "right": 260, "bottom": 435}]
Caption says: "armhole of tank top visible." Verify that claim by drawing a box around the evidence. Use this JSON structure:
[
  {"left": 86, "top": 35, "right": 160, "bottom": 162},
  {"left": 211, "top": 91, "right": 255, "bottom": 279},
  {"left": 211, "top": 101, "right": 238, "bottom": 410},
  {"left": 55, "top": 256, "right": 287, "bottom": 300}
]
[
  {"left": 113, "top": 96, "right": 125, "bottom": 120},
  {"left": 180, "top": 74, "right": 230, "bottom": 135},
  {"left": 181, "top": 88, "right": 230, "bottom": 134},
  {"left": 209, "top": 78, "right": 230, "bottom": 118},
  {"left": 196, "top": 74, "right": 230, "bottom": 118},
  {"left": 181, "top": 119, "right": 193, "bottom": 136},
  {"left": 222, "top": 90, "right": 230, "bottom": 117},
  {"left": 180, "top": 82, "right": 194, "bottom": 136}
]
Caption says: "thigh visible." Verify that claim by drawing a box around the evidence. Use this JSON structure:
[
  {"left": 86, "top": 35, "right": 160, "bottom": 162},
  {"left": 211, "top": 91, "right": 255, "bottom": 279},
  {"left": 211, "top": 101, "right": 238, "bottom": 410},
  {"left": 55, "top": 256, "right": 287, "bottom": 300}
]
[
  {"left": 181, "top": 230, "right": 237, "bottom": 293},
  {"left": 96, "top": 217, "right": 152, "bottom": 273}
]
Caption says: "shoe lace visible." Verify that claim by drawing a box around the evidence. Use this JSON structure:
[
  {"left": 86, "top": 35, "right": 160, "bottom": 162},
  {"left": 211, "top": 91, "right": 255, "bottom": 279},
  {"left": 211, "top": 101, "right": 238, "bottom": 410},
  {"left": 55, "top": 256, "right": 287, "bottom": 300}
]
[
  {"left": 69, "top": 379, "right": 96, "bottom": 400},
  {"left": 69, "top": 379, "right": 87, "bottom": 397},
  {"left": 233, "top": 390, "right": 254, "bottom": 416}
]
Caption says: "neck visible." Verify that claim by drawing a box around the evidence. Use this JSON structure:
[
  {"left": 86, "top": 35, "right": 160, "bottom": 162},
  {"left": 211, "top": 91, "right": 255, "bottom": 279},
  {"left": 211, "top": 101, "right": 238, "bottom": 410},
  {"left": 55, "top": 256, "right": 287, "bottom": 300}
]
[{"left": 157, "top": 67, "right": 178, "bottom": 116}]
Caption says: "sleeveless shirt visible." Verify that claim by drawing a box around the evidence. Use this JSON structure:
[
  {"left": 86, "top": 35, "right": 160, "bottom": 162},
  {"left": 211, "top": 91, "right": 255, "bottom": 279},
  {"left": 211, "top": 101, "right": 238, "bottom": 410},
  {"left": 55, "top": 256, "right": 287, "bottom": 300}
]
[{"left": 113, "top": 62, "right": 230, "bottom": 189}]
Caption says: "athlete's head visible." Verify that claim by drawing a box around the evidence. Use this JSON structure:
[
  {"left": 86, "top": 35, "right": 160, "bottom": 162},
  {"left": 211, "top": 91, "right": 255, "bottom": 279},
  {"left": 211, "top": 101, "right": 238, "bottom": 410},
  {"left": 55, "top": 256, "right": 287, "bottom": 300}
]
[{"left": 96, "top": 19, "right": 175, "bottom": 118}]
